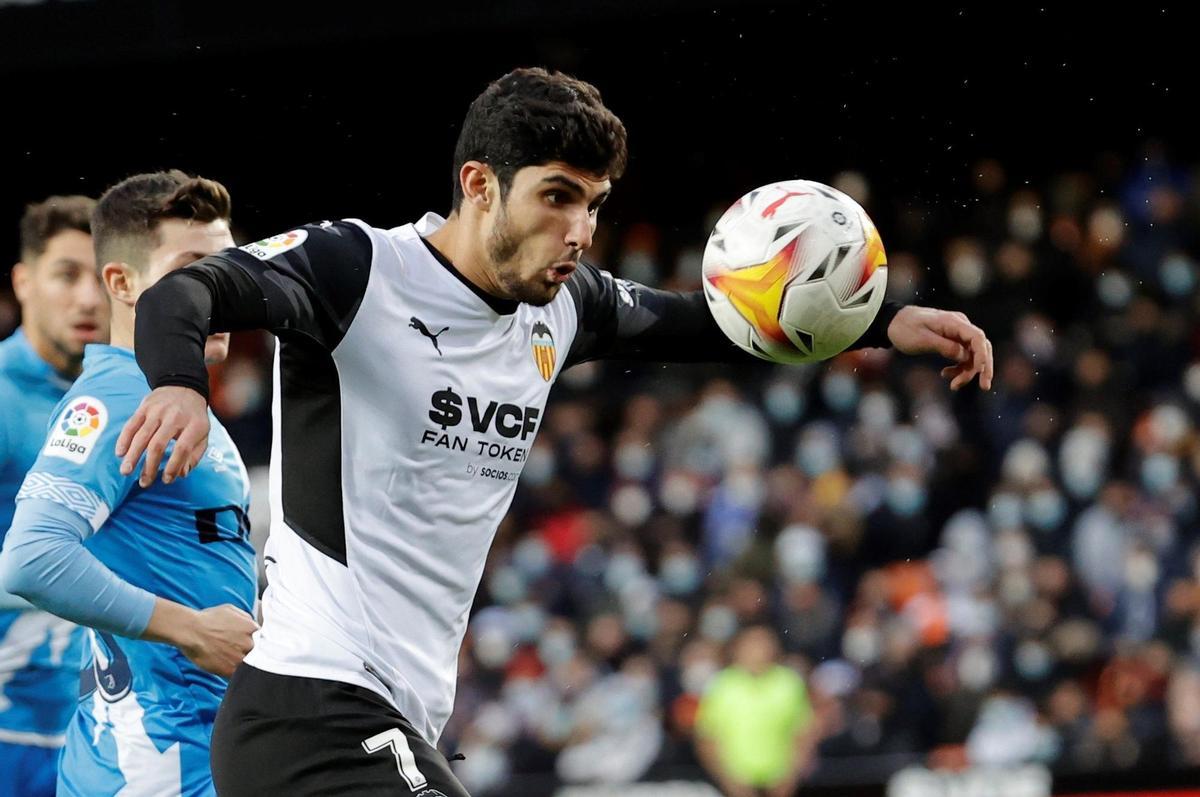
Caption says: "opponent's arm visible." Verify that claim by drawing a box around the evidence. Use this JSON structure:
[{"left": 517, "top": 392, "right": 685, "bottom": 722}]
[
  {"left": 118, "top": 221, "right": 374, "bottom": 486},
  {"left": 0, "top": 499, "right": 256, "bottom": 677}
]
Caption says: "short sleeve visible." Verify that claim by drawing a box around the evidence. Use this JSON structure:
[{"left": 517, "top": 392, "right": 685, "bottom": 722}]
[{"left": 15, "top": 388, "right": 143, "bottom": 533}]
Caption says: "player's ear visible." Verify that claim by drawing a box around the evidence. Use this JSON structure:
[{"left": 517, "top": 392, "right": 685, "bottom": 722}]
[
  {"left": 101, "top": 262, "right": 138, "bottom": 308},
  {"left": 9, "top": 261, "right": 30, "bottom": 303},
  {"left": 460, "top": 160, "right": 494, "bottom": 210}
]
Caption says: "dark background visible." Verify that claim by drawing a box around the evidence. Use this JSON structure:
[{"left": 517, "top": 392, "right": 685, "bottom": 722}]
[{"left": 0, "top": 1, "right": 1191, "bottom": 270}]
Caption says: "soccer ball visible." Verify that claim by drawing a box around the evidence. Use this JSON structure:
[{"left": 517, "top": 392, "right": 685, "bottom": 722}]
[{"left": 702, "top": 179, "right": 888, "bottom": 363}]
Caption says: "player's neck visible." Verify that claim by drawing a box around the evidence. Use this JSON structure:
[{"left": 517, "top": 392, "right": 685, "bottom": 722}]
[
  {"left": 107, "top": 310, "right": 136, "bottom": 352},
  {"left": 425, "top": 216, "right": 507, "bottom": 300}
]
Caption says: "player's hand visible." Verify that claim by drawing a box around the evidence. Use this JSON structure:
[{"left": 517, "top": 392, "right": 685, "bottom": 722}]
[
  {"left": 886, "top": 306, "right": 994, "bottom": 391},
  {"left": 180, "top": 604, "right": 259, "bottom": 678},
  {"left": 115, "top": 386, "right": 210, "bottom": 488}
]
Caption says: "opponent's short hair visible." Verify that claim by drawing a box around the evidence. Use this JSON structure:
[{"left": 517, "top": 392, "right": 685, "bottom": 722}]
[
  {"left": 92, "top": 170, "right": 231, "bottom": 270},
  {"left": 451, "top": 67, "right": 628, "bottom": 209},
  {"left": 19, "top": 195, "right": 95, "bottom": 263}
]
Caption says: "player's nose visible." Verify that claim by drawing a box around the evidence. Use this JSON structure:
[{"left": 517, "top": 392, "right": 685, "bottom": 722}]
[
  {"left": 76, "top": 271, "right": 105, "bottom": 312},
  {"left": 565, "top": 209, "right": 594, "bottom": 252}
]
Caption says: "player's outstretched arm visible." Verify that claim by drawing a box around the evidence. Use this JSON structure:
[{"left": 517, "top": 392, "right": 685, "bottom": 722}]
[
  {"left": 0, "top": 498, "right": 257, "bottom": 676},
  {"left": 562, "top": 263, "right": 905, "bottom": 367},
  {"left": 885, "top": 305, "right": 994, "bottom": 391}
]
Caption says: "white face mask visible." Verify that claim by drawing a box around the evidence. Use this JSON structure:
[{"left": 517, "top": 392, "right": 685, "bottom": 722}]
[
  {"left": 698, "top": 605, "right": 738, "bottom": 643},
  {"left": 1141, "top": 453, "right": 1180, "bottom": 495},
  {"left": 821, "top": 372, "right": 860, "bottom": 413},
  {"left": 681, "top": 659, "right": 719, "bottom": 695},
  {"left": 886, "top": 476, "right": 927, "bottom": 518},
  {"left": 1025, "top": 490, "right": 1067, "bottom": 532},
  {"left": 843, "top": 625, "right": 881, "bottom": 666},
  {"left": 764, "top": 379, "right": 805, "bottom": 425},
  {"left": 988, "top": 492, "right": 1024, "bottom": 530},
  {"left": 659, "top": 554, "right": 701, "bottom": 596},
  {"left": 523, "top": 443, "right": 556, "bottom": 486}
]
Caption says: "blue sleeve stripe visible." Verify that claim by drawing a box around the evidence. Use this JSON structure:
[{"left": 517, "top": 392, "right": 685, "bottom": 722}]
[{"left": 16, "top": 472, "right": 110, "bottom": 533}]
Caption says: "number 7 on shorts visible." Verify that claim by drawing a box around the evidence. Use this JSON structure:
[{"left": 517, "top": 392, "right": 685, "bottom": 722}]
[{"left": 362, "top": 728, "right": 429, "bottom": 790}]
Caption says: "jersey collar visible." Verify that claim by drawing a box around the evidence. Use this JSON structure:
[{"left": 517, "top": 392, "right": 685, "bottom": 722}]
[
  {"left": 418, "top": 237, "right": 519, "bottom": 316},
  {"left": 9, "top": 326, "right": 73, "bottom": 392}
]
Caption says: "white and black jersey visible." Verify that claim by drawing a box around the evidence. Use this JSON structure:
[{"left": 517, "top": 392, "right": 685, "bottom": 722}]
[{"left": 135, "top": 213, "right": 900, "bottom": 746}]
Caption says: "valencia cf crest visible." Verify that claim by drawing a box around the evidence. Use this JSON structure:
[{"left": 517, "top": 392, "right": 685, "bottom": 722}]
[{"left": 531, "top": 321, "right": 556, "bottom": 382}]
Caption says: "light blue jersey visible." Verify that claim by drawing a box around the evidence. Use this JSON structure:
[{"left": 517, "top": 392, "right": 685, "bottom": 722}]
[
  {"left": 14, "top": 344, "right": 255, "bottom": 797},
  {"left": 0, "top": 329, "right": 85, "bottom": 776}
]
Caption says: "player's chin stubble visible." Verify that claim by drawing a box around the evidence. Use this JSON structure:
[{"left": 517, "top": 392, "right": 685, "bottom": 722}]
[{"left": 487, "top": 215, "right": 558, "bottom": 307}]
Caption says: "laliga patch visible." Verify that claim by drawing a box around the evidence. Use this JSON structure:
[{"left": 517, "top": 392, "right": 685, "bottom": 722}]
[
  {"left": 45, "top": 396, "right": 108, "bottom": 465},
  {"left": 239, "top": 229, "right": 308, "bottom": 260}
]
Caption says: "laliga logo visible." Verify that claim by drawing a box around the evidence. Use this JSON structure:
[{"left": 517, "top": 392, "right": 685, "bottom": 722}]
[
  {"left": 46, "top": 396, "right": 107, "bottom": 463},
  {"left": 61, "top": 401, "right": 102, "bottom": 438}
]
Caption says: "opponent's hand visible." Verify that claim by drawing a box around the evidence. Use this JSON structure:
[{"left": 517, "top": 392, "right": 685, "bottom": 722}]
[
  {"left": 179, "top": 604, "right": 259, "bottom": 678},
  {"left": 115, "top": 386, "right": 210, "bottom": 488},
  {"left": 887, "top": 306, "right": 994, "bottom": 391}
]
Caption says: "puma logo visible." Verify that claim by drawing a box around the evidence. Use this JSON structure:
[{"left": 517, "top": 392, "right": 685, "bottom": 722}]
[
  {"left": 410, "top": 317, "right": 449, "bottom": 356},
  {"left": 761, "top": 189, "right": 811, "bottom": 219}
]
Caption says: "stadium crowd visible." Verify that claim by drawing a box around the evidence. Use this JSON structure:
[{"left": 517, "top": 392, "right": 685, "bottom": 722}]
[{"left": 3, "top": 146, "right": 1197, "bottom": 793}]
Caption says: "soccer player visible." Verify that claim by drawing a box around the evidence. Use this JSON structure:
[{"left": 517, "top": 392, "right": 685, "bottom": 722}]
[
  {"left": 117, "top": 69, "right": 994, "bottom": 797},
  {"left": 0, "top": 172, "right": 259, "bottom": 797},
  {"left": 0, "top": 195, "right": 104, "bottom": 797}
]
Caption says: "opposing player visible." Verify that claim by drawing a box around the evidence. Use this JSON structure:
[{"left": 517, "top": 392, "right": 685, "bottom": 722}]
[
  {"left": 0, "top": 195, "right": 104, "bottom": 797},
  {"left": 0, "top": 172, "right": 258, "bottom": 796},
  {"left": 117, "top": 69, "right": 993, "bottom": 796}
]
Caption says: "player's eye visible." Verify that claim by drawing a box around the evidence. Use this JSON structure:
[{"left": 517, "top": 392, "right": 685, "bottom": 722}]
[{"left": 545, "top": 190, "right": 568, "bottom": 205}]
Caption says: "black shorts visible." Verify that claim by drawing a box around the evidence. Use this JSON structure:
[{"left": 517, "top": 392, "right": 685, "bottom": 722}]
[{"left": 211, "top": 664, "right": 470, "bottom": 797}]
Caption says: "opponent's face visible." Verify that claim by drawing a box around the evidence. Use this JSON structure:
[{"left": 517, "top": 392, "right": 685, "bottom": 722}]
[
  {"left": 143, "top": 218, "right": 236, "bottom": 364},
  {"left": 11, "top": 230, "right": 107, "bottom": 373},
  {"left": 485, "top": 162, "right": 611, "bottom": 306}
]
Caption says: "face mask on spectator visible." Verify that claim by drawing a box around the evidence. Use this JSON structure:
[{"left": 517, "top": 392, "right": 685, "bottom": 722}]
[
  {"left": 659, "top": 553, "right": 702, "bottom": 596},
  {"left": 698, "top": 605, "right": 738, "bottom": 643},
  {"left": 821, "top": 372, "right": 859, "bottom": 413},
  {"left": 605, "top": 552, "right": 646, "bottom": 592},
  {"left": 764, "top": 379, "right": 805, "bottom": 425},
  {"left": 681, "top": 659, "right": 719, "bottom": 694},
  {"left": 796, "top": 429, "right": 841, "bottom": 476},
  {"left": 523, "top": 444, "right": 556, "bottom": 486},
  {"left": 989, "top": 492, "right": 1024, "bottom": 530},
  {"left": 488, "top": 565, "right": 527, "bottom": 605},
  {"left": 1059, "top": 427, "right": 1109, "bottom": 499},
  {"left": 1014, "top": 639, "right": 1055, "bottom": 681},
  {"left": 1096, "top": 271, "right": 1133, "bottom": 309},
  {"left": 958, "top": 644, "right": 998, "bottom": 691},
  {"left": 513, "top": 537, "right": 552, "bottom": 579},
  {"left": 1141, "top": 453, "right": 1179, "bottom": 495},
  {"left": 1025, "top": 489, "right": 1067, "bottom": 532},
  {"left": 538, "top": 629, "right": 577, "bottom": 667},
  {"left": 886, "top": 476, "right": 927, "bottom": 518},
  {"left": 843, "top": 624, "right": 882, "bottom": 666},
  {"left": 615, "top": 441, "right": 656, "bottom": 481},
  {"left": 1160, "top": 253, "right": 1197, "bottom": 297},
  {"left": 776, "top": 524, "right": 826, "bottom": 584}
]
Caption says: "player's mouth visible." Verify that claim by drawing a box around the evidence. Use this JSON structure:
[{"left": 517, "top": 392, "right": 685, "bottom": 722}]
[
  {"left": 71, "top": 322, "right": 101, "bottom": 342},
  {"left": 548, "top": 261, "right": 577, "bottom": 283}
]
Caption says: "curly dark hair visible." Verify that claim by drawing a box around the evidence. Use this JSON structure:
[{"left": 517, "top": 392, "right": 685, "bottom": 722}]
[
  {"left": 451, "top": 67, "right": 628, "bottom": 210},
  {"left": 92, "top": 169, "right": 231, "bottom": 269}
]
